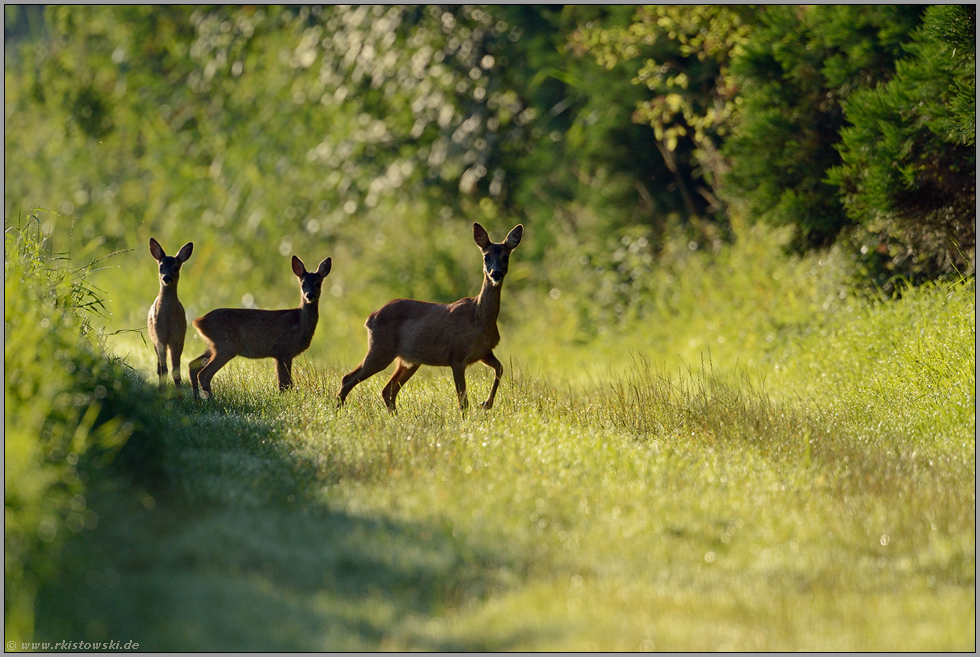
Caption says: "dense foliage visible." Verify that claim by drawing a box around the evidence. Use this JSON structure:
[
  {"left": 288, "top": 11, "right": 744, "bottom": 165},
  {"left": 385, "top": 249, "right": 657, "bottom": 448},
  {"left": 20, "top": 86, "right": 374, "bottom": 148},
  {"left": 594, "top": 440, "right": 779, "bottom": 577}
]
[
  {"left": 573, "top": 5, "right": 975, "bottom": 283},
  {"left": 5, "top": 5, "right": 973, "bottom": 311},
  {"left": 572, "top": 6, "right": 753, "bottom": 222},
  {"left": 830, "top": 4, "right": 976, "bottom": 284},
  {"left": 4, "top": 213, "right": 167, "bottom": 642}
]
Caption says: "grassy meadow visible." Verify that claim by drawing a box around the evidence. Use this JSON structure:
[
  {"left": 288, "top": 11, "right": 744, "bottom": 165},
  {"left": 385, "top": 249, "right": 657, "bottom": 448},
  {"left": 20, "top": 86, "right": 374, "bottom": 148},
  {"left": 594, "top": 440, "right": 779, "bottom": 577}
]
[
  {"left": 6, "top": 213, "right": 975, "bottom": 651},
  {"left": 5, "top": 6, "right": 974, "bottom": 652}
]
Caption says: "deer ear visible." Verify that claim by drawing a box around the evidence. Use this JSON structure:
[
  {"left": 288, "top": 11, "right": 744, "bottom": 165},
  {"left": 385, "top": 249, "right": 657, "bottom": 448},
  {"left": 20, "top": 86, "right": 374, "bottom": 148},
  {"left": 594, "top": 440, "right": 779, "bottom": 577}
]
[
  {"left": 176, "top": 242, "right": 193, "bottom": 263},
  {"left": 316, "top": 257, "right": 332, "bottom": 277},
  {"left": 473, "top": 223, "right": 491, "bottom": 249},
  {"left": 291, "top": 255, "right": 306, "bottom": 277},
  {"left": 149, "top": 237, "right": 165, "bottom": 261},
  {"left": 505, "top": 224, "right": 524, "bottom": 250}
]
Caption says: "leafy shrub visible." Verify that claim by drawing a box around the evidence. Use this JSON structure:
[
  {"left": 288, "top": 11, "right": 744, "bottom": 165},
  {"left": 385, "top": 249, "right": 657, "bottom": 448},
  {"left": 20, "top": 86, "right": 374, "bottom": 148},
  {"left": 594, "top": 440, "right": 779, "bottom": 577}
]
[
  {"left": 830, "top": 5, "right": 976, "bottom": 285},
  {"left": 4, "top": 212, "right": 165, "bottom": 644}
]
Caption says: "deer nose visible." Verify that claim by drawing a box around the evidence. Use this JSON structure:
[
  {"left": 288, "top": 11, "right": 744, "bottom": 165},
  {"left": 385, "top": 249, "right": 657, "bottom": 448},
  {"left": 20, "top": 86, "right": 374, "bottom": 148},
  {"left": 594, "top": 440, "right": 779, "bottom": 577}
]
[
  {"left": 161, "top": 275, "right": 173, "bottom": 285},
  {"left": 488, "top": 269, "right": 504, "bottom": 284}
]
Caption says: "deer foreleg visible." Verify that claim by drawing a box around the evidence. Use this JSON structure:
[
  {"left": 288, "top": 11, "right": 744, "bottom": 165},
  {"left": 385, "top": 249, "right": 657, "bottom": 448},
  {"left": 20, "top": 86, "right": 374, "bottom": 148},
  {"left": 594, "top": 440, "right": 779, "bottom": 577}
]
[
  {"left": 479, "top": 353, "right": 503, "bottom": 410},
  {"left": 154, "top": 344, "right": 168, "bottom": 390},
  {"left": 170, "top": 345, "right": 183, "bottom": 388},
  {"left": 451, "top": 362, "right": 469, "bottom": 412},
  {"left": 276, "top": 358, "right": 293, "bottom": 391}
]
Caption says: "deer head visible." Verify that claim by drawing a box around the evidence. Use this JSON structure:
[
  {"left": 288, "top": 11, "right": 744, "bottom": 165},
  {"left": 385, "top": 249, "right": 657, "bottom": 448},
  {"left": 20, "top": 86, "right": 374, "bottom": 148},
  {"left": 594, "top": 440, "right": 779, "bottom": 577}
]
[
  {"left": 149, "top": 238, "right": 193, "bottom": 288},
  {"left": 291, "top": 255, "right": 332, "bottom": 305},
  {"left": 473, "top": 223, "right": 523, "bottom": 286}
]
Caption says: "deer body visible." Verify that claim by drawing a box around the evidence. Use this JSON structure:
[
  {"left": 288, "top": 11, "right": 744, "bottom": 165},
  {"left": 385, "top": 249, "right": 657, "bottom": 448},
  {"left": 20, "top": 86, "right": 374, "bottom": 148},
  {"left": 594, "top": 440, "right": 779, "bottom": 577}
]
[
  {"left": 338, "top": 223, "right": 522, "bottom": 412},
  {"left": 189, "top": 256, "right": 331, "bottom": 399},
  {"left": 369, "top": 289, "right": 502, "bottom": 367},
  {"left": 147, "top": 238, "right": 193, "bottom": 390}
]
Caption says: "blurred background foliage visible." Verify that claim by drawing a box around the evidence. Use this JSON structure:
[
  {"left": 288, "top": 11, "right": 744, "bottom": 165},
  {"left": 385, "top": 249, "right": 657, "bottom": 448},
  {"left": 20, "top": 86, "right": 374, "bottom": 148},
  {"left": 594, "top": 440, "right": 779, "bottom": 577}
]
[
  {"left": 5, "top": 5, "right": 974, "bottom": 341},
  {"left": 2, "top": 3, "right": 974, "bottom": 358}
]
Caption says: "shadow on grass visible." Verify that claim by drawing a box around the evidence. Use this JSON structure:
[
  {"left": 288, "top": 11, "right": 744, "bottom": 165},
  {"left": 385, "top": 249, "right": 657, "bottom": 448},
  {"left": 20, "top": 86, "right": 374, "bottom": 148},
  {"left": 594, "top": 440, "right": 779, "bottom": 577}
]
[{"left": 33, "top": 391, "right": 535, "bottom": 652}]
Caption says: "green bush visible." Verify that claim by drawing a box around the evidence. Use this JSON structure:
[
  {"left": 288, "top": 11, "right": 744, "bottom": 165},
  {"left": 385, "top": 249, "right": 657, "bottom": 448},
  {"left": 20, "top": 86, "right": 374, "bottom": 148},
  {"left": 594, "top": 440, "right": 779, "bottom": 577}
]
[
  {"left": 4, "top": 212, "right": 164, "bottom": 644},
  {"left": 830, "top": 5, "right": 976, "bottom": 285},
  {"left": 723, "top": 5, "right": 924, "bottom": 249}
]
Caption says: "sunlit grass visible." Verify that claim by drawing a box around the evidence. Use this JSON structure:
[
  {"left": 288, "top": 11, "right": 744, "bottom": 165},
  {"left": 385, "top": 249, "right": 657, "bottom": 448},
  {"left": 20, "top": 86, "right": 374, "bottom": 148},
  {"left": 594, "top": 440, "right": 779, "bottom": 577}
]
[
  {"left": 39, "top": 276, "right": 976, "bottom": 650},
  {"left": 13, "top": 216, "right": 974, "bottom": 651}
]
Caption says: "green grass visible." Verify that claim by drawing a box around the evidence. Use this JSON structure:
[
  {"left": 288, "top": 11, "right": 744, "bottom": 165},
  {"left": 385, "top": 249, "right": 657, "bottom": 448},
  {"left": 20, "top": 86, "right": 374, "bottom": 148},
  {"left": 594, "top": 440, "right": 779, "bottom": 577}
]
[
  {"left": 7, "top": 218, "right": 975, "bottom": 651},
  {"left": 33, "top": 279, "right": 977, "bottom": 650}
]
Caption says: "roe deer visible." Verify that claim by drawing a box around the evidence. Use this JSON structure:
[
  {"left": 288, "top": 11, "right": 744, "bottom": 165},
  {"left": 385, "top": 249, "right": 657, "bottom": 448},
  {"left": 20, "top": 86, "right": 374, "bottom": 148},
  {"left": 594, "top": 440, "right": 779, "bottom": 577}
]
[
  {"left": 147, "top": 237, "right": 194, "bottom": 390},
  {"left": 337, "top": 222, "right": 523, "bottom": 412},
  {"left": 189, "top": 255, "right": 332, "bottom": 399}
]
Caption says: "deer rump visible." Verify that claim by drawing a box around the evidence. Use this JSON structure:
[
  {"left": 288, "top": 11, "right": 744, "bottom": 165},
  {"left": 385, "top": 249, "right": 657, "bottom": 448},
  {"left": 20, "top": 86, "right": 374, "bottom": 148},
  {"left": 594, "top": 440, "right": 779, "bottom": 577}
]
[
  {"left": 193, "top": 307, "right": 315, "bottom": 360},
  {"left": 365, "top": 297, "right": 501, "bottom": 368}
]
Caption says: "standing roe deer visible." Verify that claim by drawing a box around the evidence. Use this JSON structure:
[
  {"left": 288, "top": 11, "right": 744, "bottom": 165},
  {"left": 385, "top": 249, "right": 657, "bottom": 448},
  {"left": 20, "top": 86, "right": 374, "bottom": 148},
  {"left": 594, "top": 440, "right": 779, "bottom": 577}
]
[
  {"left": 147, "top": 237, "right": 194, "bottom": 390},
  {"left": 189, "top": 255, "right": 332, "bottom": 399},
  {"left": 337, "top": 222, "right": 523, "bottom": 412}
]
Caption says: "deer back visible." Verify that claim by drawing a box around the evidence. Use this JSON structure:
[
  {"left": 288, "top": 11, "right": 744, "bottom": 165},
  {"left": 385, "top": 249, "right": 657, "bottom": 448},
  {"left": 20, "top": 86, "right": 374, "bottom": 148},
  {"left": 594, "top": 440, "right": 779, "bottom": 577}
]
[
  {"left": 194, "top": 307, "right": 316, "bottom": 360},
  {"left": 368, "top": 296, "right": 499, "bottom": 367}
]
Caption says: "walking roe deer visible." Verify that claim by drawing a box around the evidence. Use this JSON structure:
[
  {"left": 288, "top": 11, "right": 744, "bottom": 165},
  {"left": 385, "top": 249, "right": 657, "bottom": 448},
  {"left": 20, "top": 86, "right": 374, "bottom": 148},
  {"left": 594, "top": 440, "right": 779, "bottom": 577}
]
[
  {"left": 337, "top": 222, "right": 524, "bottom": 412},
  {"left": 147, "top": 237, "right": 194, "bottom": 390},
  {"left": 189, "top": 255, "right": 332, "bottom": 399}
]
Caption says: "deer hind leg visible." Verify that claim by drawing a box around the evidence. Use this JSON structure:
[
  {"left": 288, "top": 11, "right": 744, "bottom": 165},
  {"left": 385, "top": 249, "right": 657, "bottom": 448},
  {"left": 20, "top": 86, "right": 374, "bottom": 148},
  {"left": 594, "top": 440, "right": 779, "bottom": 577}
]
[
  {"left": 479, "top": 352, "right": 504, "bottom": 410},
  {"left": 189, "top": 350, "right": 212, "bottom": 400},
  {"left": 337, "top": 344, "right": 396, "bottom": 406},
  {"left": 276, "top": 358, "right": 293, "bottom": 391},
  {"left": 381, "top": 360, "right": 420, "bottom": 412},
  {"left": 196, "top": 349, "right": 235, "bottom": 400},
  {"left": 451, "top": 362, "right": 469, "bottom": 412}
]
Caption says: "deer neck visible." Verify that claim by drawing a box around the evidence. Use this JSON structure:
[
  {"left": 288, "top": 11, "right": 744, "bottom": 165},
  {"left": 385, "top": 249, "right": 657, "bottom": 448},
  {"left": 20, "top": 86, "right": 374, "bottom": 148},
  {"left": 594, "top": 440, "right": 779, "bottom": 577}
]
[
  {"left": 299, "top": 300, "right": 319, "bottom": 336},
  {"left": 475, "top": 274, "right": 502, "bottom": 325},
  {"left": 157, "top": 281, "right": 180, "bottom": 303}
]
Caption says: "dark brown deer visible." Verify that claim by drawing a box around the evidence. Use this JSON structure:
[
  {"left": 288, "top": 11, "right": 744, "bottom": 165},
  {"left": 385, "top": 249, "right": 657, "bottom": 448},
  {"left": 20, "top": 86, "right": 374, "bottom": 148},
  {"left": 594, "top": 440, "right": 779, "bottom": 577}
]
[
  {"left": 147, "top": 237, "right": 193, "bottom": 390},
  {"left": 337, "top": 222, "right": 523, "bottom": 412},
  {"left": 189, "top": 255, "right": 331, "bottom": 399}
]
